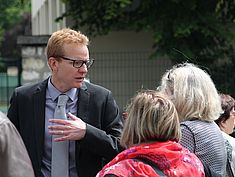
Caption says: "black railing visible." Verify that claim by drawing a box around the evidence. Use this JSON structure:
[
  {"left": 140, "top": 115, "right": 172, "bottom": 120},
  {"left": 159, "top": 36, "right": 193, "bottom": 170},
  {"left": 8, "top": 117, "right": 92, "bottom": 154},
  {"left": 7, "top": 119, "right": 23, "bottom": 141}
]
[{"left": 0, "top": 57, "right": 21, "bottom": 112}]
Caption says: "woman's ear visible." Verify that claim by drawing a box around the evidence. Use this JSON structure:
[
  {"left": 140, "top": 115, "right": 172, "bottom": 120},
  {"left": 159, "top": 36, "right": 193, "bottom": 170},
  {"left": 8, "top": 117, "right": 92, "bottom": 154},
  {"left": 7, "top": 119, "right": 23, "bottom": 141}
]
[{"left": 220, "top": 120, "right": 226, "bottom": 130}]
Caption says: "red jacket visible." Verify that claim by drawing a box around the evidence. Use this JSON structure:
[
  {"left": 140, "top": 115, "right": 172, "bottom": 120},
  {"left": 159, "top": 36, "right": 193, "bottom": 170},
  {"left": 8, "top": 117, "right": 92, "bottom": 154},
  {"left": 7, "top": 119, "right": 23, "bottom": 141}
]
[{"left": 96, "top": 141, "right": 205, "bottom": 177}]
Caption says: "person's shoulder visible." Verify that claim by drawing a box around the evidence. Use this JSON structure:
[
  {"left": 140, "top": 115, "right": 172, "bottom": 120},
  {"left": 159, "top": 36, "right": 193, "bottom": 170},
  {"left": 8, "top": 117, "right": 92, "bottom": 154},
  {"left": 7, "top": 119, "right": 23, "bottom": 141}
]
[
  {"left": 181, "top": 119, "right": 214, "bottom": 127},
  {"left": 223, "top": 133, "right": 235, "bottom": 147},
  {"left": 15, "top": 79, "right": 48, "bottom": 93},
  {"left": 180, "top": 120, "right": 198, "bottom": 128},
  {"left": 0, "top": 111, "right": 12, "bottom": 125},
  {"left": 84, "top": 81, "right": 111, "bottom": 93},
  {"left": 180, "top": 120, "right": 208, "bottom": 134},
  {"left": 181, "top": 119, "right": 221, "bottom": 132},
  {"left": 100, "top": 159, "right": 135, "bottom": 176}
]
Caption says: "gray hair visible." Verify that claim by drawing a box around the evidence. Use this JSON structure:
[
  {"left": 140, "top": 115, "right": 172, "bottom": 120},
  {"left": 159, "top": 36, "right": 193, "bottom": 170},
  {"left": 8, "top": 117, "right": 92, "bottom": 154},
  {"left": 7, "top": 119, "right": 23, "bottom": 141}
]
[{"left": 159, "top": 63, "right": 222, "bottom": 122}]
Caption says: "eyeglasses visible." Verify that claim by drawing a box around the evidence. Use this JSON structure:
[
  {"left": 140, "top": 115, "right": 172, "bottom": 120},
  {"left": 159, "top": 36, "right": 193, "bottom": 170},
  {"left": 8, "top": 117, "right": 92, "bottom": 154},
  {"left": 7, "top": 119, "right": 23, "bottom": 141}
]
[{"left": 56, "top": 56, "right": 95, "bottom": 68}]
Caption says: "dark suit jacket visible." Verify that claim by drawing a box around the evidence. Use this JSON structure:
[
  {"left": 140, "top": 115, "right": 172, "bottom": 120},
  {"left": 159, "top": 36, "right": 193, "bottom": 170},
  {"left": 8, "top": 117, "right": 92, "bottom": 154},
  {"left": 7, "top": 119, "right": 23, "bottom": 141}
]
[{"left": 7, "top": 79, "right": 123, "bottom": 177}]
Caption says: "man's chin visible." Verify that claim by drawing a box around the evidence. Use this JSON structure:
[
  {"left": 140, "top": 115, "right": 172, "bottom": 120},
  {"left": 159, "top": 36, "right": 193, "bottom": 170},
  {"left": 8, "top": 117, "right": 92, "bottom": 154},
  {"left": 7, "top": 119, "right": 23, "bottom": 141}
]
[{"left": 74, "top": 82, "right": 83, "bottom": 88}]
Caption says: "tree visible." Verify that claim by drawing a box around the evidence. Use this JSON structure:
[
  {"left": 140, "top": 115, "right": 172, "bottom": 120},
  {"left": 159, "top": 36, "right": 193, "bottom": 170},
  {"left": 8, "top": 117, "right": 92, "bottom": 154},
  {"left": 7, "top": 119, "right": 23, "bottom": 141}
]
[
  {"left": 0, "top": 0, "right": 31, "bottom": 71},
  {"left": 58, "top": 0, "right": 235, "bottom": 95}
]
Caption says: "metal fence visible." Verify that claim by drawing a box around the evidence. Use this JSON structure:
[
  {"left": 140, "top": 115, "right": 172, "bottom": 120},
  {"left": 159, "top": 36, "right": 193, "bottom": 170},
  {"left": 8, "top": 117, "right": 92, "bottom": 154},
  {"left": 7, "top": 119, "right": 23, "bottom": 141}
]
[
  {"left": 0, "top": 73, "right": 18, "bottom": 112},
  {"left": 0, "top": 58, "right": 21, "bottom": 113},
  {"left": 89, "top": 51, "right": 172, "bottom": 111},
  {"left": 0, "top": 52, "right": 172, "bottom": 113}
]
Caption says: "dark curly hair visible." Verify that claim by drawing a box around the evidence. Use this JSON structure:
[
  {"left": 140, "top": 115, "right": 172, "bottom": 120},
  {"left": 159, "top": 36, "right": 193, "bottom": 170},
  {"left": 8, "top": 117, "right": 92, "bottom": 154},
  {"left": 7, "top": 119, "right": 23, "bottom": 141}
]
[{"left": 215, "top": 93, "right": 235, "bottom": 124}]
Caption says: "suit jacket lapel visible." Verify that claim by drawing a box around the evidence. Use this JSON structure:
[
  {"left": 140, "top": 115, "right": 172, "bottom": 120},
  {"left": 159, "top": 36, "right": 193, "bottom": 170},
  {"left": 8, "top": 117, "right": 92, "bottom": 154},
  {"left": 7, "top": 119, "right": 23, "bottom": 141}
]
[
  {"left": 33, "top": 79, "right": 48, "bottom": 164},
  {"left": 77, "top": 82, "right": 89, "bottom": 122}
]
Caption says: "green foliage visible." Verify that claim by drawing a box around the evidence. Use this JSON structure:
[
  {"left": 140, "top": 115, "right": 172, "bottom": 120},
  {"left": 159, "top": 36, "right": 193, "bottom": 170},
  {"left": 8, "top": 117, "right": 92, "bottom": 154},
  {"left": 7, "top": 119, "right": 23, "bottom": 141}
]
[
  {"left": 59, "top": 0, "right": 235, "bottom": 61},
  {"left": 0, "top": 0, "right": 30, "bottom": 42},
  {"left": 0, "top": 0, "right": 30, "bottom": 72},
  {"left": 59, "top": 0, "right": 235, "bottom": 96}
]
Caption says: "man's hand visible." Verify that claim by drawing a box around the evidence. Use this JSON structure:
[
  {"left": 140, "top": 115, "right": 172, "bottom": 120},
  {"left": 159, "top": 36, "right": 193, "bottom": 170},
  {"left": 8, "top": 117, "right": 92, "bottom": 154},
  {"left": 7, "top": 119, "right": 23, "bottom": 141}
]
[{"left": 48, "top": 112, "right": 86, "bottom": 141}]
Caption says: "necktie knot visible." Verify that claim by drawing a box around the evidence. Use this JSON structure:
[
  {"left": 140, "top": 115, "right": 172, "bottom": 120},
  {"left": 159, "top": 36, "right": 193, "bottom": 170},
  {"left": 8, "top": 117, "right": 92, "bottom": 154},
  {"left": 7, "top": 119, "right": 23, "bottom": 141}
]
[
  {"left": 57, "top": 94, "right": 69, "bottom": 106},
  {"left": 54, "top": 94, "right": 69, "bottom": 120}
]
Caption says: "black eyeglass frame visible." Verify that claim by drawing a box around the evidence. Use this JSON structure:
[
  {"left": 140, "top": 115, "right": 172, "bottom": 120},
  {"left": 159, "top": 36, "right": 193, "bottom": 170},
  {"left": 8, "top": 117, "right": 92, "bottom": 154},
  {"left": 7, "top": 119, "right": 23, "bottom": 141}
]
[{"left": 55, "top": 56, "right": 95, "bottom": 68}]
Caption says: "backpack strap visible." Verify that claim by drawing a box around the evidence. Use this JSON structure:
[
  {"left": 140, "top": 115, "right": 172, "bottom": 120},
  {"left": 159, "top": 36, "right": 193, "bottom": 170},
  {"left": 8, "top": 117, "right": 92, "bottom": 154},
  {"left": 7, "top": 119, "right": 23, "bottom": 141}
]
[{"left": 132, "top": 158, "right": 167, "bottom": 177}]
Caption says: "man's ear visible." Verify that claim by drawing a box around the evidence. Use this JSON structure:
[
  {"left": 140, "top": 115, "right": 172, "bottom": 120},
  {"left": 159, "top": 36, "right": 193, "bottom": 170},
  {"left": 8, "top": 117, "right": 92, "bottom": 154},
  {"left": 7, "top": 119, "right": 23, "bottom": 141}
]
[{"left": 48, "top": 57, "right": 58, "bottom": 71}]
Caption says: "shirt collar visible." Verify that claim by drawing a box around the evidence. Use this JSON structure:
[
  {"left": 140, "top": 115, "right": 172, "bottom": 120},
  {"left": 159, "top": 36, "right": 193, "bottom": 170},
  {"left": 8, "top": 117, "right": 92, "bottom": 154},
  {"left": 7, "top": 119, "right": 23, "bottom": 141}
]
[{"left": 47, "top": 78, "right": 78, "bottom": 102}]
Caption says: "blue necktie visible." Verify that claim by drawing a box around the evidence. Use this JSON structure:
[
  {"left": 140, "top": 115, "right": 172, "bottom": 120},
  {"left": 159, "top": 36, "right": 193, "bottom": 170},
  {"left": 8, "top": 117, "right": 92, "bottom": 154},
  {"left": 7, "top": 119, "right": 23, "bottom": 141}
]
[{"left": 51, "top": 94, "right": 69, "bottom": 177}]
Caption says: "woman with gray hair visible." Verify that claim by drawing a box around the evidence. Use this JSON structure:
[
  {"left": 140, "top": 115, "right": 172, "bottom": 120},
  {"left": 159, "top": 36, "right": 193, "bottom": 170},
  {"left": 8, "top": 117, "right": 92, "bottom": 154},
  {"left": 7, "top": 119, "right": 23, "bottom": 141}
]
[
  {"left": 159, "top": 63, "right": 227, "bottom": 176},
  {"left": 96, "top": 90, "right": 205, "bottom": 177}
]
